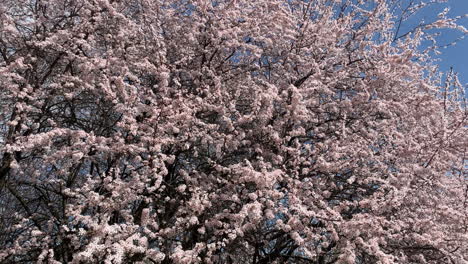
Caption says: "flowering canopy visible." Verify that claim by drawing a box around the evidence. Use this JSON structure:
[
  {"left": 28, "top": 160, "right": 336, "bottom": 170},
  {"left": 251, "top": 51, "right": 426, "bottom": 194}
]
[{"left": 0, "top": 0, "right": 467, "bottom": 263}]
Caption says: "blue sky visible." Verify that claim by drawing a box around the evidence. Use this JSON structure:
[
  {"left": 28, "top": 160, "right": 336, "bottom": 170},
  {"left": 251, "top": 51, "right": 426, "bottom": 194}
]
[{"left": 415, "top": 0, "right": 468, "bottom": 85}]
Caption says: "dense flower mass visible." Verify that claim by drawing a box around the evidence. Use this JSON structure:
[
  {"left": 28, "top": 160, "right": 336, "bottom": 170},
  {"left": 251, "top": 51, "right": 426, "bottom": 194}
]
[{"left": 0, "top": 0, "right": 467, "bottom": 263}]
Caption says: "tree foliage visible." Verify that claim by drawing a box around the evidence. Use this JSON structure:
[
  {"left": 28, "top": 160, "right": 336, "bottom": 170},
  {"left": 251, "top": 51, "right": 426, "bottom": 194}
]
[{"left": 0, "top": 0, "right": 467, "bottom": 263}]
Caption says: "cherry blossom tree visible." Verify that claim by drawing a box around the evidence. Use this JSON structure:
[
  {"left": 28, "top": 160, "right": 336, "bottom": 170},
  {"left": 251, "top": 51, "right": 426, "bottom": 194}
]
[{"left": 0, "top": 0, "right": 467, "bottom": 263}]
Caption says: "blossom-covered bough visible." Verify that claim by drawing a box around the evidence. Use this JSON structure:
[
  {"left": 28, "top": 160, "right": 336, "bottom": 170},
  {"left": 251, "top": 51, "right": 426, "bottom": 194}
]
[{"left": 0, "top": 0, "right": 467, "bottom": 263}]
